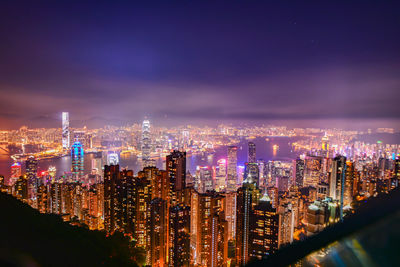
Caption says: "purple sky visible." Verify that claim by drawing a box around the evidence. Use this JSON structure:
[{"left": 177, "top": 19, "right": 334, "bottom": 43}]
[{"left": 0, "top": 1, "right": 400, "bottom": 130}]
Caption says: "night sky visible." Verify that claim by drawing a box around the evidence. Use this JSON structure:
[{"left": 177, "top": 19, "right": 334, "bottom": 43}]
[{"left": 1, "top": 2, "right": 400, "bottom": 129}]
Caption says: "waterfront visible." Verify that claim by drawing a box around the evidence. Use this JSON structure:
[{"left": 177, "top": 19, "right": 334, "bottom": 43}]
[{"left": 0, "top": 137, "right": 302, "bottom": 178}]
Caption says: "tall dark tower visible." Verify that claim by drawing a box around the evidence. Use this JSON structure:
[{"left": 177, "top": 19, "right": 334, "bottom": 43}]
[
  {"left": 104, "top": 165, "right": 120, "bottom": 233},
  {"left": 248, "top": 142, "right": 256, "bottom": 163},
  {"left": 249, "top": 193, "right": 279, "bottom": 260},
  {"left": 169, "top": 205, "right": 191, "bottom": 267},
  {"left": 166, "top": 150, "right": 186, "bottom": 205},
  {"left": 236, "top": 177, "right": 259, "bottom": 266}
]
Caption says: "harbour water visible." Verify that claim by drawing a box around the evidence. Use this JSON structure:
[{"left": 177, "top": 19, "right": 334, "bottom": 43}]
[{"left": 0, "top": 137, "right": 303, "bottom": 178}]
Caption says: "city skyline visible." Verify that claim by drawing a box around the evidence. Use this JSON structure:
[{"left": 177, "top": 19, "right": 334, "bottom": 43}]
[
  {"left": 1, "top": 2, "right": 400, "bottom": 266},
  {"left": 1, "top": 2, "right": 400, "bottom": 129}
]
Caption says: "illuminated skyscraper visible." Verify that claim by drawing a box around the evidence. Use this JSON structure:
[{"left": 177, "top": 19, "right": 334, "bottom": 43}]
[
  {"left": 236, "top": 176, "right": 259, "bottom": 266},
  {"left": 142, "top": 119, "right": 151, "bottom": 167},
  {"left": 244, "top": 162, "right": 260, "bottom": 188},
  {"left": 62, "top": 112, "right": 70, "bottom": 150},
  {"left": 71, "top": 141, "right": 84, "bottom": 180},
  {"left": 195, "top": 192, "right": 228, "bottom": 267},
  {"left": 227, "top": 146, "right": 238, "bottom": 192},
  {"left": 169, "top": 205, "right": 191, "bottom": 267},
  {"left": 149, "top": 198, "right": 168, "bottom": 267},
  {"left": 294, "top": 158, "right": 305, "bottom": 187},
  {"left": 25, "top": 156, "right": 38, "bottom": 199},
  {"left": 10, "top": 162, "right": 22, "bottom": 185},
  {"left": 249, "top": 193, "right": 279, "bottom": 261},
  {"left": 248, "top": 142, "right": 256, "bottom": 163},
  {"left": 329, "top": 156, "right": 346, "bottom": 220},
  {"left": 107, "top": 152, "right": 119, "bottom": 165},
  {"left": 166, "top": 150, "right": 186, "bottom": 205}
]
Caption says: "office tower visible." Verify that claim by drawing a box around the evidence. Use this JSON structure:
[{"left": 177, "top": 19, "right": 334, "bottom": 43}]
[
  {"left": 107, "top": 152, "right": 119, "bottom": 165},
  {"left": 227, "top": 146, "right": 238, "bottom": 192},
  {"left": 169, "top": 205, "right": 191, "bottom": 267},
  {"left": 62, "top": 112, "right": 70, "bottom": 150},
  {"left": 166, "top": 150, "right": 186, "bottom": 205},
  {"left": 321, "top": 132, "right": 329, "bottom": 157},
  {"left": 236, "top": 177, "right": 259, "bottom": 266},
  {"left": 244, "top": 162, "right": 260, "bottom": 188},
  {"left": 25, "top": 156, "right": 38, "bottom": 199},
  {"left": 257, "top": 160, "right": 267, "bottom": 190},
  {"left": 294, "top": 158, "right": 305, "bottom": 187},
  {"left": 248, "top": 142, "right": 256, "bottom": 163},
  {"left": 181, "top": 129, "right": 190, "bottom": 149},
  {"left": 10, "top": 162, "right": 21, "bottom": 185},
  {"left": 142, "top": 119, "right": 151, "bottom": 166},
  {"left": 196, "top": 192, "right": 227, "bottom": 267},
  {"left": 149, "top": 198, "right": 168, "bottom": 267},
  {"left": 215, "top": 159, "right": 227, "bottom": 192},
  {"left": 249, "top": 193, "right": 279, "bottom": 261},
  {"left": 329, "top": 156, "right": 348, "bottom": 221},
  {"left": 71, "top": 141, "right": 84, "bottom": 180}
]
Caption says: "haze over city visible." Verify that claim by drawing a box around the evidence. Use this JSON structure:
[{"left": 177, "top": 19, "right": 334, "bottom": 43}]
[{"left": 1, "top": 2, "right": 400, "bottom": 129}]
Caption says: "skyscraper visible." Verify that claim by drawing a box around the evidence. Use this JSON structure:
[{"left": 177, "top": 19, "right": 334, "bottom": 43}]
[
  {"left": 195, "top": 191, "right": 227, "bottom": 267},
  {"left": 10, "top": 162, "right": 22, "bottom": 185},
  {"left": 236, "top": 176, "right": 259, "bottom": 266},
  {"left": 25, "top": 156, "right": 38, "bottom": 199},
  {"left": 244, "top": 162, "right": 260, "bottom": 188},
  {"left": 62, "top": 112, "right": 70, "bottom": 150},
  {"left": 248, "top": 142, "right": 256, "bottom": 163},
  {"left": 169, "top": 205, "right": 191, "bottom": 267},
  {"left": 149, "top": 198, "right": 168, "bottom": 267},
  {"left": 166, "top": 150, "right": 186, "bottom": 205},
  {"left": 249, "top": 193, "right": 279, "bottom": 261},
  {"left": 71, "top": 141, "right": 84, "bottom": 180},
  {"left": 294, "top": 158, "right": 305, "bottom": 187},
  {"left": 142, "top": 119, "right": 151, "bottom": 167},
  {"left": 227, "top": 146, "right": 238, "bottom": 192}
]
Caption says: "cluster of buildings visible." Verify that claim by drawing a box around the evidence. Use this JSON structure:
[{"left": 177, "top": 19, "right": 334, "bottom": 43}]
[{"left": 0, "top": 114, "right": 399, "bottom": 266}]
